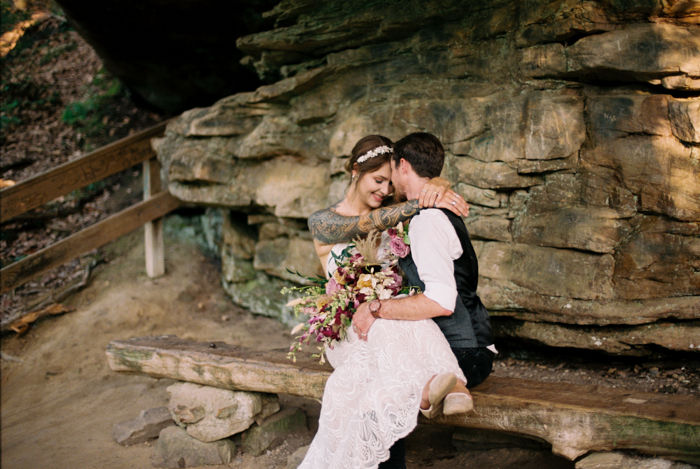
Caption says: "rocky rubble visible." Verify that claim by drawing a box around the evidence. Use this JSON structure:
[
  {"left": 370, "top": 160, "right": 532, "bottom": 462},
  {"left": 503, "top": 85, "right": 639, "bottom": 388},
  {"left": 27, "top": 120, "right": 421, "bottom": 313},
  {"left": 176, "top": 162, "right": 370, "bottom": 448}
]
[
  {"left": 113, "top": 383, "right": 307, "bottom": 468},
  {"left": 153, "top": 0, "right": 700, "bottom": 356}
]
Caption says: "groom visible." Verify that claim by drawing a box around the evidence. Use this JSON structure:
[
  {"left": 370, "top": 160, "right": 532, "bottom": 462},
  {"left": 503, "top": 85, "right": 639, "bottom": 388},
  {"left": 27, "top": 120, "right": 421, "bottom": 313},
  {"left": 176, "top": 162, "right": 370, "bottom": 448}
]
[{"left": 354, "top": 132, "right": 497, "bottom": 468}]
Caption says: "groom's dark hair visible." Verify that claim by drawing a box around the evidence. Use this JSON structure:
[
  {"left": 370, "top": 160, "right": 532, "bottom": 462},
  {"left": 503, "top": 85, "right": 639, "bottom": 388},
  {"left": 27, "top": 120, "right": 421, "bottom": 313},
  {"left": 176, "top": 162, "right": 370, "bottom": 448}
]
[{"left": 392, "top": 132, "right": 445, "bottom": 179}]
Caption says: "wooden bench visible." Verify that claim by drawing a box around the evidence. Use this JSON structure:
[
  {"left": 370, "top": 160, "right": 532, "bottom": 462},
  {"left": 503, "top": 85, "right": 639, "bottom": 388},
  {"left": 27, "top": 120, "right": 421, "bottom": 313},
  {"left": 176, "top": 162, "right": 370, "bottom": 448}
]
[{"left": 107, "top": 336, "right": 700, "bottom": 465}]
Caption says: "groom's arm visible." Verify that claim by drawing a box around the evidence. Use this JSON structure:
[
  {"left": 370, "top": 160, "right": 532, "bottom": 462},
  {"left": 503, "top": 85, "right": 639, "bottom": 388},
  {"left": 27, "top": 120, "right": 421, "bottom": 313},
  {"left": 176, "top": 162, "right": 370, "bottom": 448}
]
[
  {"left": 371, "top": 292, "right": 452, "bottom": 319},
  {"left": 354, "top": 292, "right": 450, "bottom": 337},
  {"left": 354, "top": 210, "right": 462, "bottom": 334}
]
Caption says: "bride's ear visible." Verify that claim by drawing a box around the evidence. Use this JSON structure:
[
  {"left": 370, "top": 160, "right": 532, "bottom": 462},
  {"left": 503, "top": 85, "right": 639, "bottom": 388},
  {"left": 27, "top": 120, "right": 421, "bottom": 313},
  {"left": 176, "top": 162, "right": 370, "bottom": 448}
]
[{"left": 351, "top": 163, "right": 359, "bottom": 182}]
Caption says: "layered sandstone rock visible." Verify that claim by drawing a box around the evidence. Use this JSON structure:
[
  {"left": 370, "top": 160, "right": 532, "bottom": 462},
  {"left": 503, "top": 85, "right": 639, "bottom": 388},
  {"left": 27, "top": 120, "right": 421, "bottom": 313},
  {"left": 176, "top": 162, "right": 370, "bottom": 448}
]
[{"left": 154, "top": 0, "right": 700, "bottom": 355}]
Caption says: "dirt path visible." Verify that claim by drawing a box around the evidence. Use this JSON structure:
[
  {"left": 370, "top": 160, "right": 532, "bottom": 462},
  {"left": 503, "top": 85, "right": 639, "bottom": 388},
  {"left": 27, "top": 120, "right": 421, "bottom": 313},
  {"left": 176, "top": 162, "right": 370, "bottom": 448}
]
[{"left": 0, "top": 229, "right": 316, "bottom": 469}]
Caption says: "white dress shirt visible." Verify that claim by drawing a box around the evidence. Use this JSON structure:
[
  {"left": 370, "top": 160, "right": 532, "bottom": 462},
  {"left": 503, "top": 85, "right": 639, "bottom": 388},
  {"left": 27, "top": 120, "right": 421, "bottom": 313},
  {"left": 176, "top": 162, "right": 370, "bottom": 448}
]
[{"left": 409, "top": 209, "right": 463, "bottom": 311}]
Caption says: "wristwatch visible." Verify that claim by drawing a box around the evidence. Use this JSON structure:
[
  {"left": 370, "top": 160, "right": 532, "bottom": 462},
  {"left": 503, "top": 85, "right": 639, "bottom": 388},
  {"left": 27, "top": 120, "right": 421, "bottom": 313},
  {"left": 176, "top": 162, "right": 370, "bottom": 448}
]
[{"left": 369, "top": 299, "right": 381, "bottom": 319}]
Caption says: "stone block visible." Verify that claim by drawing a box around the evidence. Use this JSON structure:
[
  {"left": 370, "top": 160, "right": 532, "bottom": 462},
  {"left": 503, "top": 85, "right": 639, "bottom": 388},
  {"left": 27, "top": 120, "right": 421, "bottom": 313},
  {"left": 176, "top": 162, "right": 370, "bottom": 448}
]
[
  {"left": 566, "top": 24, "right": 700, "bottom": 89},
  {"left": 575, "top": 451, "right": 696, "bottom": 469},
  {"left": 582, "top": 135, "right": 700, "bottom": 222},
  {"left": 151, "top": 426, "right": 236, "bottom": 468},
  {"left": 455, "top": 183, "right": 504, "bottom": 208},
  {"left": 512, "top": 207, "right": 632, "bottom": 254},
  {"left": 222, "top": 212, "right": 256, "bottom": 259},
  {"left": 254, "top": 236, "right": 323, "bottom": 283},
  {"left": 253, "top": 158, "right": 329, "bottom": 218},
  {"left": 493, "top": 317, "right": 700, "bottom": 355},
  {"left": 515, "top": 151, "right": 578, "bottom": 174},
  {"left": 464, "top": 216, "right": 512, "bottom": 243},
  {"left": 223, "top": 272, "right": 300, "bottom": 327},
  {"left": 452, "top": 157, "right": 542, "bottom": 190},
  {"left": 522, "top": 95, "right": 585, "bottom": 162},
  {"left": 221, "top": 245, "right": 257, "bottom": 283},
  {"left": 241, "top": 407, "right": 307, "bottom": 456},
  {"left": 614, "top": 230, "right": 700, "bottom": 300},
  {"left": 586, "top": 94, "right": 672, "bottom": 140},
  {"left": 167, "top": 383, "right": 280, "bottom": 443},
  {"left": 669, "top": 99, "right": 700, "bottom": 143},
  {"left": 478, "top": 242, "right": 615, "bottom": 301},
  {"left": 112, "top": 407, "right": 174, "bottom": 446},
  {"left": 455, "top": 91, "right": 585, "bottom": 167},
  {"left": 519, "top": 43, "right": 567, "bottom": 77}
]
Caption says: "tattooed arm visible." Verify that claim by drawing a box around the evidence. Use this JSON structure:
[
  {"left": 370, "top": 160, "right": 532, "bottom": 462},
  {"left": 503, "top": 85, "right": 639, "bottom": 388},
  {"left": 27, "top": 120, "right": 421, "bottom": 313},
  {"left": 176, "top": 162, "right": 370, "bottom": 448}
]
[{"left": 309, "top": 200, "right": 420, "bottom": 244}]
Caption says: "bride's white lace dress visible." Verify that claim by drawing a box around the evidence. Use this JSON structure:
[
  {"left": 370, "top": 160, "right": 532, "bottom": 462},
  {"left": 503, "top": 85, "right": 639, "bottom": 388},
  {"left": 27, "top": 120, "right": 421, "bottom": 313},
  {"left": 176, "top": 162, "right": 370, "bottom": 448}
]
[{"left": 299, "top": 237, "right": 466, "bottom": 469}]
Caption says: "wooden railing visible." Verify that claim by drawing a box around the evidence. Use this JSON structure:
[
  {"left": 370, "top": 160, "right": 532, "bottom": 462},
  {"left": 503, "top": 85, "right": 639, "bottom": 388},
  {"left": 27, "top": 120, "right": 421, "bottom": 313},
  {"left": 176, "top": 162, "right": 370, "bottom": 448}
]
[{"left": 0, "top": 120, "right": 182, "bottom": 294}]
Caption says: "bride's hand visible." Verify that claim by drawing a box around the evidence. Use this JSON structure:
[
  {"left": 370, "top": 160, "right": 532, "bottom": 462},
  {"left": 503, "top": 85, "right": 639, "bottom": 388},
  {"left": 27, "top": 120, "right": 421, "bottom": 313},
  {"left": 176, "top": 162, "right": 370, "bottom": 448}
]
[
  {"left": 435, "top": 189, "right": 469, "bottom": 217},
  {"left": 418, "top": 177, "right": 450, "bottom": 208},
  {"left": 418, "top": 178, "right": 469, "bottom": 217},
  {"left": 353, "top": 303, "right": 375, "bottom": 341}
]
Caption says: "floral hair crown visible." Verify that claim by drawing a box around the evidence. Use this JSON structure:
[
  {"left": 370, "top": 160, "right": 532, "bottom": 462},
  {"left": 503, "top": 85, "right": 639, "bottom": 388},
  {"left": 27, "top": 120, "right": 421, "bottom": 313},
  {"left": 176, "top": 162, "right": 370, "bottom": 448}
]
[{"left": 356, "top": 145, "right": 392, "bottom": 164}]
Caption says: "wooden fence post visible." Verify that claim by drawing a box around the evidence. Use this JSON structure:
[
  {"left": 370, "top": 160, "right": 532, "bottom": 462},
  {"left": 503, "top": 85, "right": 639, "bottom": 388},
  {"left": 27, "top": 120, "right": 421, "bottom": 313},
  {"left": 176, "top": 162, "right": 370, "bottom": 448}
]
[{"left": 143, "top": 158, "right": 165, "bottom": 277}]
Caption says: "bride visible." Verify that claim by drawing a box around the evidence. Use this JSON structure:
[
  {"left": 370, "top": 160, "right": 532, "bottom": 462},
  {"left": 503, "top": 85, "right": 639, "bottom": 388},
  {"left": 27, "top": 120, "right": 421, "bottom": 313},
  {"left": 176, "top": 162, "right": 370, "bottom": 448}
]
[{"left": 299, "top": 135, "right": 472, "bottom": 469}]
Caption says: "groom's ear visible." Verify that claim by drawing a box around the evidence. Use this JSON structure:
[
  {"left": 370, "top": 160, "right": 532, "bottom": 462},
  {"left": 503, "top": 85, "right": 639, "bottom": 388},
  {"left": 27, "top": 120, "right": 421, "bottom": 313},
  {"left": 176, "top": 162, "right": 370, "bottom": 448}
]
[{"left": 399, "top": 158, "right": 409, "bottom": 174}]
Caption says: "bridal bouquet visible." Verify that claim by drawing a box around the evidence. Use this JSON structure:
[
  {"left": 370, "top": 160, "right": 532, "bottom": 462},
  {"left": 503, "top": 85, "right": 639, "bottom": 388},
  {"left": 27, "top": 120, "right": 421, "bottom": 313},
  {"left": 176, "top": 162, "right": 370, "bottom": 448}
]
[{"left": 283, "top": 230, "right": 417, "bottom": 363}]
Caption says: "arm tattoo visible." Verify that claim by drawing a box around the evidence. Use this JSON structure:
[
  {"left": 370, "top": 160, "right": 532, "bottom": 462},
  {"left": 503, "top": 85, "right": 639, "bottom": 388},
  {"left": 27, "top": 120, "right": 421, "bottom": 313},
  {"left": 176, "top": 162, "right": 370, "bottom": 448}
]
[{"left": 309, "top": 200, "right": 420, "bottom": 244}]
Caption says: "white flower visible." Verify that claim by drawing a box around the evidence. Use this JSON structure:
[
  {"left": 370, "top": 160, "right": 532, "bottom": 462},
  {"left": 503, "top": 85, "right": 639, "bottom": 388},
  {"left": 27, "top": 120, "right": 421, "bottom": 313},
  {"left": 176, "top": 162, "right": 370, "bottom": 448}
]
[
  {"left": 291, "top": 323, "right": 306, "bottom": 335},
  {"left": 360, "top": 286, "right": 374, "bottom": 297},
  {"left": 378, "top": 288, "right": 393, "bottom": 300}
]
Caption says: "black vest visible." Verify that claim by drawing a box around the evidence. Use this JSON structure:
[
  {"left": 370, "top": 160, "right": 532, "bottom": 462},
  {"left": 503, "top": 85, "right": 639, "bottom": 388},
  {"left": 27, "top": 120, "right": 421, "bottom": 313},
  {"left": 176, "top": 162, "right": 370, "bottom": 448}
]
[{"left": 399, "top": 209, "right": 493, "bottom": 349}]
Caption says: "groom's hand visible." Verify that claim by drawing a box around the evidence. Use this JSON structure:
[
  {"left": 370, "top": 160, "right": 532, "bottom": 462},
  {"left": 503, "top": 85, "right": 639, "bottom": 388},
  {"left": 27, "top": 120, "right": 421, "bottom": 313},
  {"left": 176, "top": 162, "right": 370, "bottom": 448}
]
[{"left": 353, "top": 303, "right": 375, "bottom": 341}]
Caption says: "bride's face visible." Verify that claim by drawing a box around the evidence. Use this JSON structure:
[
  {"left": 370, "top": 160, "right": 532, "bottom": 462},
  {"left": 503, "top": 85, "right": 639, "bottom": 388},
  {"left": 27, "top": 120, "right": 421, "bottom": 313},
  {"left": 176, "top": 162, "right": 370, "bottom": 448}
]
[{"left": 354, "top": 161, "right": 393, "bottom": 209}]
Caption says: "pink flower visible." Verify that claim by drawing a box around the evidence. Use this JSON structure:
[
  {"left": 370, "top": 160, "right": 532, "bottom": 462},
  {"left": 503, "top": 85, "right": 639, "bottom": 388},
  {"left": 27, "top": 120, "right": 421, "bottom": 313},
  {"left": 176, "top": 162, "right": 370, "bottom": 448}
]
[
  {"left": 326, "top": 277, "right": 342, "bottom": 295},
  {"left": 390, "top": 236, "right": 410, "bottom": 258}
]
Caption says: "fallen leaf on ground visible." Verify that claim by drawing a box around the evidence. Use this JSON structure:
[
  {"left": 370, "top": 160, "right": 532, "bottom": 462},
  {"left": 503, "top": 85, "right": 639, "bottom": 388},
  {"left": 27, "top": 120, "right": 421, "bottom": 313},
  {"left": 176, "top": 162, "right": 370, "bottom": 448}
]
[{"left": 9, "top": 303, "right": 72, "bottom": 335}]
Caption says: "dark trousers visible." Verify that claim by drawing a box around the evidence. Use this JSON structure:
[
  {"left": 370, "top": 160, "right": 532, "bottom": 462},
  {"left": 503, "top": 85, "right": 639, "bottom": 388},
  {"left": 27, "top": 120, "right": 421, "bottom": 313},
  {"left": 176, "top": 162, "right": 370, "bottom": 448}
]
[
  {"left": 378, "top": 347, "right": 495, "bottom": 469},
  {"left": 452, "top": 346, "right": 495, "bottom": 389}
]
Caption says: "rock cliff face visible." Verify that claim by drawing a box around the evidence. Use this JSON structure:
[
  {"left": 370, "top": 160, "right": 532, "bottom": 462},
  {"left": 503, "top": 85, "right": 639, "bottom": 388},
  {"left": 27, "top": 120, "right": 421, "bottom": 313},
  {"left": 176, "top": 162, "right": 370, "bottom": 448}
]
[{"left": 154, "top": 0, "right": 700, "bottom": 356}]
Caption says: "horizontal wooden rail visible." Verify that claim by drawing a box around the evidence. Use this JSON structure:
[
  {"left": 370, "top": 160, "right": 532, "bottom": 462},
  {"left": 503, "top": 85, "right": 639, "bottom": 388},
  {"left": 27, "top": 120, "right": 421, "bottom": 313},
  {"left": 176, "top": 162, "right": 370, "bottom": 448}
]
[
  {"left": 0, "top": 120, "right": 170, "bottom": 223},
  {"left": 1, "top": 191, "right": 182, "bottom": 293}
]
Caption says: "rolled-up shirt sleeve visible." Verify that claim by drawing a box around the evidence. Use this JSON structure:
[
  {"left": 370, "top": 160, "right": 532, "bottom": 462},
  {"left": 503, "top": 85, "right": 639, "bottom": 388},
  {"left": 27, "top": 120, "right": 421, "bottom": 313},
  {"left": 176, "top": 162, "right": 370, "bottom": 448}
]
[{"left": 409, "top": 210, "right": 463, "bottom": 312}]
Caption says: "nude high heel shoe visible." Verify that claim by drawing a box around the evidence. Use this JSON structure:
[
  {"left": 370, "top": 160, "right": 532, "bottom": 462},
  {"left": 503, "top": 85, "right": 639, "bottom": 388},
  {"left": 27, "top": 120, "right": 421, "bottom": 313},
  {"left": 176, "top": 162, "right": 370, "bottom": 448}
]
[
  {"left": 443, "top": 391, "right": 473, "bottom": 415},
  {"left": 420, "top": 373, "right": 458, "bottom": 419}
]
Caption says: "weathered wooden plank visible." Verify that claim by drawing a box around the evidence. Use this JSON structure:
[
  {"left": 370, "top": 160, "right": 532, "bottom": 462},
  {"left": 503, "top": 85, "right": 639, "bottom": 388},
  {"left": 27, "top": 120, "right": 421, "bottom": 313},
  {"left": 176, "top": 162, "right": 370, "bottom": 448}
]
[
  {"left": 1, "top": 192, "right": 182, "bottom": 293},
  {"left": 0, "top": 120, "right": 169, "bottom": 223},
  {"left": 106, "top": 336, "right": 700, "bottom": 465},
  {"left": 107, "top": 335, "right": 330, "bottom": 400}
]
